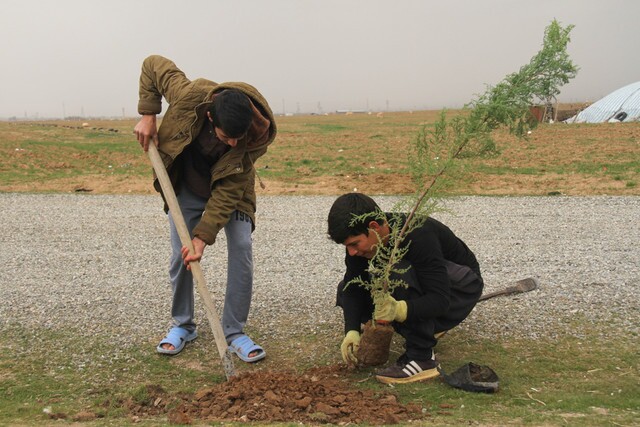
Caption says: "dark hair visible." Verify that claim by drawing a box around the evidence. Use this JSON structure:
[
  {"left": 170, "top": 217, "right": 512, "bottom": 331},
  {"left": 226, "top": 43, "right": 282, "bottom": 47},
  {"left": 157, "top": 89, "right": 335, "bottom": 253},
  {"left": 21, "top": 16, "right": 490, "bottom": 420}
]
[
  {"left": 208, "top": 89, "right": 253, "bottom": 138},
  {"left": 327, "top": 193, "right": 384, "bottom": 244}
]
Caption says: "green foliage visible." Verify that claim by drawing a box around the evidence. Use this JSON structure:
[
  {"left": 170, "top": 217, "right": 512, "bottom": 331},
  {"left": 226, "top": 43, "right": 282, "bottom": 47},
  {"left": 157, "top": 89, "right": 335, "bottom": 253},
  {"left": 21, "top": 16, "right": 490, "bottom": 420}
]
[
  {"left": 470, "top": 18, "right": 578, "bottom": 125},
  {"left": 410, "top": 112, "right": 458, "bottom": 188},
  {"left": 528, "top": 20, "right": 579, "bottom": 106},
  {"left": 418, "top": 18, "right": 578, "bottom": 197},
  {"left": 346, "top": 211, "right": 414, "bottom": 299},
  {"left": 352, "top": 20, "right": 579, "bottom": 305}
]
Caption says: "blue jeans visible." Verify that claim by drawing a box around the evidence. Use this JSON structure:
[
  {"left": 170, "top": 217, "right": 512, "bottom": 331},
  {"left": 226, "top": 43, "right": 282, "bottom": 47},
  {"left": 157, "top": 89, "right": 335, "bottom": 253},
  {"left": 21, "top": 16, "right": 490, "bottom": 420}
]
[{"left": 168, "top": 184, "right": 253, "bottom": 344}]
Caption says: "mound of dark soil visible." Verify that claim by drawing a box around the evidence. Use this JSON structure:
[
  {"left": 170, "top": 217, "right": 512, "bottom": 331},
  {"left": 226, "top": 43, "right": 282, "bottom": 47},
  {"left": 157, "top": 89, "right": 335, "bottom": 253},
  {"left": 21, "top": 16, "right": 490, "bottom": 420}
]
[{"left": 122, "top": 365, "right": 427, "bottom": 425}]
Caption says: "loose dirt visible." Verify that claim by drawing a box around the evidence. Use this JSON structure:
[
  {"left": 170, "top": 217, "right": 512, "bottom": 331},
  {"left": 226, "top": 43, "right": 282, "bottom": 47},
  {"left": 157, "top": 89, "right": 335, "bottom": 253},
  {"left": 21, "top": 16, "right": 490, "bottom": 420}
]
[{"left": 120, "top": 365, "right": 427, "bottom": 425}]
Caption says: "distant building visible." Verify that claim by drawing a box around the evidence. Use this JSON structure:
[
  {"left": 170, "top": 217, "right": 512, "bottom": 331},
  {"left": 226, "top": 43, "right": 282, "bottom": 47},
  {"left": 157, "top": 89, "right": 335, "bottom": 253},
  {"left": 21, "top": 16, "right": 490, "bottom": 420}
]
[
  {"left": 335, "top": 110, "right": 367, "bottom": 114},
  {"left": 565, "top": 81, "right": 640, "bottom": 123}
]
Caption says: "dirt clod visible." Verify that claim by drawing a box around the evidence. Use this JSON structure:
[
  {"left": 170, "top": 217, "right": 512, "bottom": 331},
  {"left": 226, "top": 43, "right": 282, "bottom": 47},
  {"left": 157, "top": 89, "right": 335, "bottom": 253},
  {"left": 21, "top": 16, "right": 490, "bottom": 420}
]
[
  {"left": 72, "top": 411, "right": 97, "bottom": 422},
  {"left": 357, "top": 320, "right": 395, "bottom": 366}
]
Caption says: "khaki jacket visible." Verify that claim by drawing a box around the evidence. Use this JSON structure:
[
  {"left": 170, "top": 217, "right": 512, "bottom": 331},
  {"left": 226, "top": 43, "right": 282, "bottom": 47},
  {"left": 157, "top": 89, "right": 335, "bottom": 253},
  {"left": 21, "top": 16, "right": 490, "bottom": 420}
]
[{"left": 137, "top": 55, "right": 277, "bottom": 244}]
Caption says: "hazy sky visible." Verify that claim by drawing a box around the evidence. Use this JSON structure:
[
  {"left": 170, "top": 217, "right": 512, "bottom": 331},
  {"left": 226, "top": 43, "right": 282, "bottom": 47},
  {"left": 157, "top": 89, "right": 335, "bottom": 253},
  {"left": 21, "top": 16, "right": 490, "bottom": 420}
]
[{"left": 1, "top": 0, "right": 638, "bottom": 118}]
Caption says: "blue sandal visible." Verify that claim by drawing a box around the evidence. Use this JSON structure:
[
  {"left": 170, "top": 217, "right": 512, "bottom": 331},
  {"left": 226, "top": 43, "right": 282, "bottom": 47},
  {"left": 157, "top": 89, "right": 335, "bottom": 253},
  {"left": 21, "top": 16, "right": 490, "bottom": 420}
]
[
  {"left": 229, "top": 335, "right": 266, "bottom": 363},
  {"left": 157, "top": 327, "right": 197, "bottom": 355}
]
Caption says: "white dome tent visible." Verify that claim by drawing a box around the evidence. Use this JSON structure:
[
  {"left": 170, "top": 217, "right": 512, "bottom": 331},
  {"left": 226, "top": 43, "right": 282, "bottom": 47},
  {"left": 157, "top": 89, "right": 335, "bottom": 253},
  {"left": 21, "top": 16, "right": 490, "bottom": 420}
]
[{"left": 565, "top": 81, "right": 640, "bottom": 123}]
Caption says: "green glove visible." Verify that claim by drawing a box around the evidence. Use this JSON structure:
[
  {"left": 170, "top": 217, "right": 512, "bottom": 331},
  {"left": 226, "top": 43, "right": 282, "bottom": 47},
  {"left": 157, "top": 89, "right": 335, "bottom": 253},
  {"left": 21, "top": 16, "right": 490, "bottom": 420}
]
[
  {"left": 374, "top": 294, "right": 408, "bottom": 323},
  {"left": 340, "top": 330, "right": 361, "bottom": 366}
]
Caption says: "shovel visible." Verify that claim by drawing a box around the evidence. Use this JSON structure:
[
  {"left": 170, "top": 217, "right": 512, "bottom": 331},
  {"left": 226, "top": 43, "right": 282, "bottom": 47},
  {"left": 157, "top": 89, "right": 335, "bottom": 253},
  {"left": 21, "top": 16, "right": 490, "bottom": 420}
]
[
  {"left": 147, "top": 143, "right": 236, "bottom": 380},
  {"left": 478, "top": 277, "right": 539, "bottom": 302}
]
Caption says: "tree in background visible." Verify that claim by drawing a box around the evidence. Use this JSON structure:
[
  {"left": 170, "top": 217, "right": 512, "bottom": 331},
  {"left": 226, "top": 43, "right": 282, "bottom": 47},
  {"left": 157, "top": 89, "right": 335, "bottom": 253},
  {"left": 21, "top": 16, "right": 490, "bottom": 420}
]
[
  {"left": 528, "top": 19, "right": 579, "bottom": 121},
  {"left": 476, "top": 19, "right": 579, "bottom": 126}
]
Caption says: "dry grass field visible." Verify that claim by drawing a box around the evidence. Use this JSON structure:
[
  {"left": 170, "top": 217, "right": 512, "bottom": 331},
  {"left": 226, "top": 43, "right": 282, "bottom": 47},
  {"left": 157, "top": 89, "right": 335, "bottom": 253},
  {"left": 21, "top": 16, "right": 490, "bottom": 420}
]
[{"left": 1, "top": 109, "right": 639, "bottom": 196}]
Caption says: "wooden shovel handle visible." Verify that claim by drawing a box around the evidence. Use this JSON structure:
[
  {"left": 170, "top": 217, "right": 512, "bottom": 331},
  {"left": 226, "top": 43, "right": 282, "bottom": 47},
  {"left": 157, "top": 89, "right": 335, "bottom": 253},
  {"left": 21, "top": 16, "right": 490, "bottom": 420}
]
[{"left": 147, "top": 143, "right": 235, "bottom": 379}]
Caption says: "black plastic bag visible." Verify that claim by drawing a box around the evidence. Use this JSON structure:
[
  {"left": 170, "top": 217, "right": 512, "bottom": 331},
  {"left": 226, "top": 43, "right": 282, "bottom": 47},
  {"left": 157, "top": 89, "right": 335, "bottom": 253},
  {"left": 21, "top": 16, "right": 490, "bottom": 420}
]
[{"left": 438, "top": 362, "right": 499, "bottom": 393}]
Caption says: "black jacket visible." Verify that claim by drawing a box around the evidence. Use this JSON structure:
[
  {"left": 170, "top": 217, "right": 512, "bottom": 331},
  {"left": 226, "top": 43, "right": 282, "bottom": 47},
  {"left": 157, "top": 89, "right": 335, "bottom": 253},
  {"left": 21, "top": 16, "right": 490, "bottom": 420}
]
[{"left": 339, "top": 215, "right": 482, "bottom": 333}]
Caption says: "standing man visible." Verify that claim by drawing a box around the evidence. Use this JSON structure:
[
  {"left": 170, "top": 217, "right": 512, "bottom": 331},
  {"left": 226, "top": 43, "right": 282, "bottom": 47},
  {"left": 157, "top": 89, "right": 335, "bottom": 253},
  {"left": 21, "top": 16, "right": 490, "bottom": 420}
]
[
  {"left": 327, "top": 193, "right": 484, "bottom": 384},
  {"left": 134, "top": 55, "right": 276, "bottom": 362}
]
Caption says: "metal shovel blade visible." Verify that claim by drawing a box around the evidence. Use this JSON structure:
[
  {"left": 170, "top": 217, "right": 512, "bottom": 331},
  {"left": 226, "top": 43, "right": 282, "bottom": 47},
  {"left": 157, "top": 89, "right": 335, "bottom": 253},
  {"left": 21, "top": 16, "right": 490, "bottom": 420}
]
[{"left": 478, "top": 277, "right": 539, "bottom": 302}]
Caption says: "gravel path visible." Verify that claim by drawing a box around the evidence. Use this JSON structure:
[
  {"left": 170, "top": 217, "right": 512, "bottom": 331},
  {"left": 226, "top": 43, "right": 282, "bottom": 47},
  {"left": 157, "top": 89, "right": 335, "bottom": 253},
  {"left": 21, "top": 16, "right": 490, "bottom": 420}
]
[{"left": 1, "top": 193, "right": 638, "bottom": 349}]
